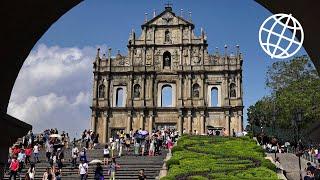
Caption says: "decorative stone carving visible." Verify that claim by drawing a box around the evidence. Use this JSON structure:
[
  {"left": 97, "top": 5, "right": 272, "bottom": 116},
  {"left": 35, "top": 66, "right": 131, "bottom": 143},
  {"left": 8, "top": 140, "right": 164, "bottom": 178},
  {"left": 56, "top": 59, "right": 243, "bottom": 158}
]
[
  {"left": 146, "top": 51, "right": 152, "bottom": 65},
  {"left": 133, "top": 84, "right": 141, "bottom": 98},
  {"left": 162, "top": 13, "right": 173, "bottom": 24}
]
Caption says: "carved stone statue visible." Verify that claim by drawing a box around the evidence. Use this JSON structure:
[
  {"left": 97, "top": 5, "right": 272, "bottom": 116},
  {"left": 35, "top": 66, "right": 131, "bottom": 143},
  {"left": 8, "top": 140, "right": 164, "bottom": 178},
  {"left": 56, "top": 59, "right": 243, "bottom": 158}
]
[
  {"left": 193, "top": 84, "right": 200, "bottom": 98},
  {"left": 164, "top": 56, "right": 171, "bottom": 67},
  {"left": 230, "top": 84, "right": 236, "bottom": 98},
  {"left": 134, "top": 85, "right": 141, "bottom": 98}
]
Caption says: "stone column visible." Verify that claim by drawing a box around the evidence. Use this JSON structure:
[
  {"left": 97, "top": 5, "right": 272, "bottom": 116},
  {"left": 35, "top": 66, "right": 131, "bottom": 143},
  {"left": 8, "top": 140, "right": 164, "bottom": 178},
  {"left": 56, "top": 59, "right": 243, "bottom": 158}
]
[
  {"left": 177, "top": 75, "right": 182, "bottom": 107},
  {"left": 102, "top": 113, "right": 108, "bottom": 143},
  {"left": 187, "top": 110, "right": 192, "bottom": 134},
  {"left": 188, "top": 47, "right": 191, "bottom": 65},
  {"left": 178, "top": 110, "right": 183, "bottom": 135},
  {"left": 225, "top": 111, "right": 230, "bottom": 136},
  {"left": 200, "top": 111, "right": 205, "bottom": 135},
  {"left": 200, "top": 74, "right": 205, "bottom": 106},
  {"left": 140, "top": 112, "right": 145, "bottom": 130},
  {"left": 179, "top": 47, "right": 183, "bottom": 65},
  {"left": 105, "top": 75, "right": 110, "bottom": 106},
  {"left": 148, "top": 113, "right": 154, "bottom": 133},
  {"left": 92, "top": 75, "right": 98, "bottom": 101},
  {"left": 127, "top": 74, "right": 133, "bottom": 107},
  {"left": 188, "top": 26, "right": 192, "bottom": 43},
  {"left": 187, "top": 75, "right": 192, "bottom": 106},
  {"left": 90, "top": 115, "right": 96, "bottom": 132},
  {"left": 127, "top": 111, "right": 132, "bottom": 133},
  {"left": 150, "top": 74, "right": 154, "bottom": 106}
]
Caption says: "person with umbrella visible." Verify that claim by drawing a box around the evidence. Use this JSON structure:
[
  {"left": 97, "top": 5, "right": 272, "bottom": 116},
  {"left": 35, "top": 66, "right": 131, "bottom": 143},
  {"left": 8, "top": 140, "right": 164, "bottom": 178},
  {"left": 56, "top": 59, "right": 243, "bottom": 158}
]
[{"left": 94, "top": 163, "right": 104, "bottom": 180}]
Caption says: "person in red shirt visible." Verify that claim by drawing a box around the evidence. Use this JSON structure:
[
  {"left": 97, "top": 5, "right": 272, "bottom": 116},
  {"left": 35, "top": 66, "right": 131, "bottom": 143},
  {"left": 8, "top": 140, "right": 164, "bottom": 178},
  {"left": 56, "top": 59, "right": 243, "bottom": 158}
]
[
  {"left": 25, "top": 146, "right": 32, "bottom": 165},
  {"left": 9, "top": 157, "right": 19, "bottom": 180},
  {"left": 11, "top": 146, "right": 20, "bottom": 156}
]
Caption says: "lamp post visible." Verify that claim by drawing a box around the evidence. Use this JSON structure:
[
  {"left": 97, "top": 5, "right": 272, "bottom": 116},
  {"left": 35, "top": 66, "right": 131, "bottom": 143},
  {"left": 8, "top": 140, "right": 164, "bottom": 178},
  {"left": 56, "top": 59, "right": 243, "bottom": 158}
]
[{"left": 294, "top": 108, "right": 303, "bottom": 180}]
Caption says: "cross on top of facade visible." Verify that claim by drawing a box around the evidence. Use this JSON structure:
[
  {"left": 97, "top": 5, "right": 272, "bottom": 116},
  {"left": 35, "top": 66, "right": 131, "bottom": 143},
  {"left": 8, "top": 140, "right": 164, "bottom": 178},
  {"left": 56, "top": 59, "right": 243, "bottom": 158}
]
[
  {"left": 165, "top": 1, "right": 173, "bottom": 8},
  {"left": 165, "top": 1, "right": 173, "bottom": 11}
]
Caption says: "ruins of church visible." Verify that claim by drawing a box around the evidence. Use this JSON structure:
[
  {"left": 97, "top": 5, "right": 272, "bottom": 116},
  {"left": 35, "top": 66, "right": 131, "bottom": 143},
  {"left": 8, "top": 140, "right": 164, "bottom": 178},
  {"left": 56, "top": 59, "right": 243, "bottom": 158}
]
[{"left": 90, "top": 5, "right": 243, "bottom": 143}]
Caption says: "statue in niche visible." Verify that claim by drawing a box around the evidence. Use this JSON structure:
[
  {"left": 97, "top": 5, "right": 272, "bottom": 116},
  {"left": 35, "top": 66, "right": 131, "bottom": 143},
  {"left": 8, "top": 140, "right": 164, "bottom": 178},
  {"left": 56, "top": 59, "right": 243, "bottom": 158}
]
[
  {"left": 230, "top": 83, "right": 236, "bottom": 98},
  {"left": 164, "top": 56, "right": 171, "bottom": 66},
  {"left": 193, "top": 84, "right": 200, "bottom": 98},
  {"left": 164, "top": 30, "right": 171, "bottom": 43},
  {"left": 133, "top": 84, "right": 141, "bottom": 98}
]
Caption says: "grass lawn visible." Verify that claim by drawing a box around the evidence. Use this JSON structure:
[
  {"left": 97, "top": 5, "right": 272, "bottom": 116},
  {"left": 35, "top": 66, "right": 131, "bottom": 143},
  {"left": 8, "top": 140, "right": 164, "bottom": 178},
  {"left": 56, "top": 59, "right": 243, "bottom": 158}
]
[{"left": 161, "top": 135, "right": 278, "bottom": 180}]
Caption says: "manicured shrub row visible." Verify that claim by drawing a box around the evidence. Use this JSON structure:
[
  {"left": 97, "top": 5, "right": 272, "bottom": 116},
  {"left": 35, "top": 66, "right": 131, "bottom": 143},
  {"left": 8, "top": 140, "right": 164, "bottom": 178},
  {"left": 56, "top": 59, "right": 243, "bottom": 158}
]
[{"left": 161, "top": 135, "right": 278, "bottom": 180}]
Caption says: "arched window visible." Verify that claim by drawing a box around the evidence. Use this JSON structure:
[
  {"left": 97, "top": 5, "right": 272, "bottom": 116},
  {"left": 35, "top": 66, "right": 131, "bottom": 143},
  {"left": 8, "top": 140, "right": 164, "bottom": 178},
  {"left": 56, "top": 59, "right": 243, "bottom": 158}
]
[
  {"left": 192, "top": 83, "right": 200, "bottom": 98},
  {"left": 98, "top": 84, "right": 105, "bottom": 98},
  {"left": 133, "top": 84, "right": 141, "bottom": 98},
  {"left": 230, "top": 83, "right": 236, "bottom": 98},
  {"left": 116, "top": 88, "right": 124, "bottom": 107},
  {"left": 165, "top": 30, "right": 170, "bottom": 43},
  {"left": 161, "top": 85, "right": 172, "bottom": 107},
  {"left": 211, "top": 87, "right": 218, "bottom": 107},
  {"left": 163, "top": 51, "right": 171, "bottom": 68}
]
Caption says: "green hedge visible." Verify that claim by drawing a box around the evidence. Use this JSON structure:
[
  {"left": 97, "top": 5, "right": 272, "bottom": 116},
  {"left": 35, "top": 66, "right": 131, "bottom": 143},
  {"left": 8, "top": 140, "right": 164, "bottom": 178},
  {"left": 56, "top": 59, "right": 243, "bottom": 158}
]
[{"left": 161, "top": 136, "right": 278, "bottom": 180}]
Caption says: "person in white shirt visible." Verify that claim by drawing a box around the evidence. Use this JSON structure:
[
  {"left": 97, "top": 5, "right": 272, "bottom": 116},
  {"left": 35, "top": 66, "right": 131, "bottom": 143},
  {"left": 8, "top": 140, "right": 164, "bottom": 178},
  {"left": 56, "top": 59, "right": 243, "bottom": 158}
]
[
  {"left": 103, "top": 144, "right": 110, "bottom": 165},
  {"left": 78, "top": 160, "right": 88, "bottom": 180},
  {"left": 71, "top": 146, "right": 79, "bottom": 168},
  {"left": 28, "top": 163, "right": 36, "bottom": 180},
  {"left": 33, "top": 144, "right": 40, "bottom": 163}
]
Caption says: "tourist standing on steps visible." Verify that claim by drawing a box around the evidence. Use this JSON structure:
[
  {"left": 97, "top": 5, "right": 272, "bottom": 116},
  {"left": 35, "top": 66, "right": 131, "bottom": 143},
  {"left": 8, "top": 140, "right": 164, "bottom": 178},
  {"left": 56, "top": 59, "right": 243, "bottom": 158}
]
[
  {"left": 111, "top": 140, "right": 116, "bottom": 158},
  {"left": 56, "top": 148, "right": 64, "bottom": 171},
  {"left": 103, "top": 144, "right": 110, "bottom": 165},
  {"left": 72, "top": 145, "right": 79, "bottom": 168},
  {"left": 109, "top": 158, "right": 120, "bottom": 180},
  {"left": 28, "top": 163, "right": 36, "bottom": 180},
  {"left": 138, "top": 169, "right": 147, "bottom": 180},
  {"left": 25, "top": 146, "right": 32, "bottom": 165},
  {"left": 149, "top": 137, "right": 155, "bottom": 156},
  {"left": 167, "top": 137, "right": 173, "bottom": 154},
  {"left": 17, "top": 149, "right": 26, "bottom": 174},
  {"left": 45, "top": 141, "right": 52, "bottom": 162},
  {"left": 119, "top": 137, "right": 124, "bottom": 157},
  {"left": 79, "top": 147, "right": 87, "bottom": 163},
  {"left": 125, "top": 134, "right": 131, "bottom": 154},
  {"left": 94, "top": 163, "right": 104, "bottom": 180},
  {"left": 9, "top": 156, "right": 19, "bottom": 180},
  {"left": 33, "top": 143, "right": 40, "bottom": 163},
  {"left": 79, "top": 159, "right": 88, "bottom": 180},
  {"left": 42, "top": 167, "right": 53, "bottom": 180}
]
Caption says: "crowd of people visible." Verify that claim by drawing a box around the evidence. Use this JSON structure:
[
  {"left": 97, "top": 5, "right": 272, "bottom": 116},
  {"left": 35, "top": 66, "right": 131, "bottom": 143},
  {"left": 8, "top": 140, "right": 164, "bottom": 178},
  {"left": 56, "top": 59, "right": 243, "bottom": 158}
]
[
  {"left": 6, "top": 127, "right": 179, "bottom": 180},
  {"left": 7, "top": 129, "right": 70, "bottom": 180},
  {"left": 75, "top": 128, "right": 178, "bottom": 180}
]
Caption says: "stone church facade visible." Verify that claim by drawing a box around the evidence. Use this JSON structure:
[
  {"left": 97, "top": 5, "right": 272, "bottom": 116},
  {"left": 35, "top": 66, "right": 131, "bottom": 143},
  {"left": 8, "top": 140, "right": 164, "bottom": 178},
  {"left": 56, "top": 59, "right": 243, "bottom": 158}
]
[{"left": 90, "top": 6, "right": 244, "bottom": 143}]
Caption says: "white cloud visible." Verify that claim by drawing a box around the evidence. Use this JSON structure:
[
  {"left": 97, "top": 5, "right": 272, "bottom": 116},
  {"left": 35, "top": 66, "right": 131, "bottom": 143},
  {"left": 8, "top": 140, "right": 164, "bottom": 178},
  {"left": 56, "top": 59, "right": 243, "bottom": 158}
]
[{"left": 7, "top": 44, "right": 104, "bottom": 138}]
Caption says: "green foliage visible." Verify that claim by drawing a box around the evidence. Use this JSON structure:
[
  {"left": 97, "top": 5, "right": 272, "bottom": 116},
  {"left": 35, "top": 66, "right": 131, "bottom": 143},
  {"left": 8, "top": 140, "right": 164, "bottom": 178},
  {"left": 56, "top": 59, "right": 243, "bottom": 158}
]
[
  {"left": 247, "top": 55, "right": 320, "bottom": 133},
  {"left": 160, "top": 136, "right": 278, "bottom": 180},
  {"left": 266, "top": 55, "right": 317, "bottom": 92}
]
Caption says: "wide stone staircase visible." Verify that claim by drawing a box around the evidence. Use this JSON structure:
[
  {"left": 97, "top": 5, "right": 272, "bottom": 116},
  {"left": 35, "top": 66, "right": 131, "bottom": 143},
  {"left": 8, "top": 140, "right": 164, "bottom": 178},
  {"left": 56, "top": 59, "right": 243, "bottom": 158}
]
[{"left": 4, "top": 145, "right": 167, "bottom": 179}]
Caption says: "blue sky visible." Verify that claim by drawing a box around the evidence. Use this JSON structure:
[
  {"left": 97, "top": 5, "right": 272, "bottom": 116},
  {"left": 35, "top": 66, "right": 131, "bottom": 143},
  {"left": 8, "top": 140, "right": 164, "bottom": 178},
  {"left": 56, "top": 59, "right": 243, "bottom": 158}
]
[{"left": 8, "top": 0, "right": 307, "bottom": 136}]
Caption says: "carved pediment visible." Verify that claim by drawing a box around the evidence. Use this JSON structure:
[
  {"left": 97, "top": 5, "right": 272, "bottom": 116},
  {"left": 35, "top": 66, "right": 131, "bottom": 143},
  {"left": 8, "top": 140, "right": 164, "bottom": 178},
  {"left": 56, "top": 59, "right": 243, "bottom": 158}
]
[{"left": 143, "top": 10, "right": 193, "bottom": 27}]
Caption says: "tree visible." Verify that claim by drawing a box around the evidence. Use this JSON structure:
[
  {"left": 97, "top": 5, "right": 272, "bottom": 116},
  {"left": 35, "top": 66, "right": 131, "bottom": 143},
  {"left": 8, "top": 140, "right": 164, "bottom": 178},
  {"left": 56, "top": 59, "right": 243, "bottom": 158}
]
[
  {"left": 248, "top": 55, "right": 320, "bottom": 139},
  {"left": 266, "top": 55, "right": 318, "bottom": 92}
]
